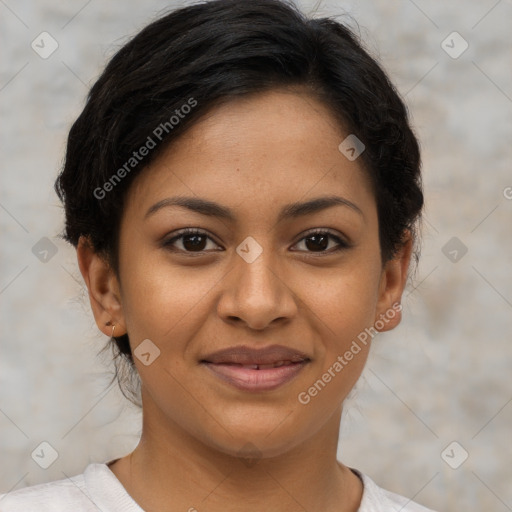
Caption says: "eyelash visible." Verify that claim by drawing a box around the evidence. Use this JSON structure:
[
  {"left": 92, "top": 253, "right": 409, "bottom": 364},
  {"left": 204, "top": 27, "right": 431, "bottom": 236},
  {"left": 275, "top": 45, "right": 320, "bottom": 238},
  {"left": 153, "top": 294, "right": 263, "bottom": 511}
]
[{"left": 162, "top": 228, "right": 350, "bottom": 256}]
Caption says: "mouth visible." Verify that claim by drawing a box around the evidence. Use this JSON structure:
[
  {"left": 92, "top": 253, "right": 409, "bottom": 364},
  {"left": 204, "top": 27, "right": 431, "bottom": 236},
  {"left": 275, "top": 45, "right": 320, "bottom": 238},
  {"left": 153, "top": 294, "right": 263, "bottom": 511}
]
[
  {"left": 201, "top": 360, "right": 309, "bottom": 392},
  {"left": 207, "top": 360, "right": 306, "bottom": 370},
  {"left": 200, "top": 345, "right": 311, "bottom": 392}
]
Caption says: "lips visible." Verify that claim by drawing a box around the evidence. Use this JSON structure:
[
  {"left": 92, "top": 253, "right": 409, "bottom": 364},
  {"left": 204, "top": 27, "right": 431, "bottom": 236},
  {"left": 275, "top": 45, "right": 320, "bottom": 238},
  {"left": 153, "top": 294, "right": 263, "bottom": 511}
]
[
  {"left": 223, "top": 360, "right": 298, "bottom": 370},
  {"left": 200, "top": 344, "right": 311, "bottom": 366},
  {"left": 200, "top": 345, "right": 311, "bottom": 392}
]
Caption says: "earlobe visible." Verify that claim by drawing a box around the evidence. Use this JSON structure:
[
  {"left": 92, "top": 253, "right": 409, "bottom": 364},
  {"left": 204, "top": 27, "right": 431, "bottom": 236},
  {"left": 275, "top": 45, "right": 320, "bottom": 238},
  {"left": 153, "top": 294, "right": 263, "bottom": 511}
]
[
  {"left": 375, "top": 232, "right": 413, "bottom": 332},
  {"left": 76, "top": 236, "right": 127, "bottom": 337}
]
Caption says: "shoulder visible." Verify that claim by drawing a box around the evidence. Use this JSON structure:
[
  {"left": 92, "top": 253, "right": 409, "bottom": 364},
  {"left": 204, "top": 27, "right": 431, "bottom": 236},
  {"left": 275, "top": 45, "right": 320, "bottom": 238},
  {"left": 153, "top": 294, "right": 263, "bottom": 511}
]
[
  {"left": 355, "top": 470, "right": 438, "bottom": 512},
  {"left": 0, "top": 465, "right": 97, "bottom": 512}
]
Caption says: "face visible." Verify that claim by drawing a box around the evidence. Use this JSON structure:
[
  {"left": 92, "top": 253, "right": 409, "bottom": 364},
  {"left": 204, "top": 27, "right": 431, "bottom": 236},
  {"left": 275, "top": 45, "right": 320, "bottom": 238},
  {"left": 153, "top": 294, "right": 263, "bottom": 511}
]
[{"left": 79, "top": 89, "right": 411, "bottom": 459}]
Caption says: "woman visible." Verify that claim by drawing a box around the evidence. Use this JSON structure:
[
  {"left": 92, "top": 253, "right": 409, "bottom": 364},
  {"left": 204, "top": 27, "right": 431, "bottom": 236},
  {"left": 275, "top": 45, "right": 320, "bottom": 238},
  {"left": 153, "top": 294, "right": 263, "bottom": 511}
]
[{"left": 0, "top": 0, "right": 435, "bottom": 510}]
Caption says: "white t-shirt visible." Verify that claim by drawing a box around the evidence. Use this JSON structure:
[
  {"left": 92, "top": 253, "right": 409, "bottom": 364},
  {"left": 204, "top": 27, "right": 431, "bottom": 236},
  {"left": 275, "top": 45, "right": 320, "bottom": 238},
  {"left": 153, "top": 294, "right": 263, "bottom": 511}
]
[{"left": 0, "top": 461, "right": 436, "bottom": 511}]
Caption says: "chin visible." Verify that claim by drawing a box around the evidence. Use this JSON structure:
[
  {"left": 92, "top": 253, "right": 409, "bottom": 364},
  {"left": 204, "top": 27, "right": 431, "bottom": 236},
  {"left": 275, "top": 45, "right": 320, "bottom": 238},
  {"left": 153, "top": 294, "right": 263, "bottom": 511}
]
[{"left": 204, "top": 422, "right": 305, "bottom": 461}]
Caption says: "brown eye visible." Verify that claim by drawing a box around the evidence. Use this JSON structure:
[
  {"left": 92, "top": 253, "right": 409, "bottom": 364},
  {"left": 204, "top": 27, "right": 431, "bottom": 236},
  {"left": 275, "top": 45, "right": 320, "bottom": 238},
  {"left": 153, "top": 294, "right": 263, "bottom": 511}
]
[
  {"left": 162, "top": 228, "right": 349, "bottom": 256},
  {"left": 162, "top": 229, "right": 219, "bottom": 253},
  {"left": 292, "top": 230, "right": 349, "bottom": 254}
]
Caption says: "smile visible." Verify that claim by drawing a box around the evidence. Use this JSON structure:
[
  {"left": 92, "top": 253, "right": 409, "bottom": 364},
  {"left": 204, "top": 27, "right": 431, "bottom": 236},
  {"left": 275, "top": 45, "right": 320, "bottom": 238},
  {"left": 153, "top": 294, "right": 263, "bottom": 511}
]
[{"left": 202, "top": 360, "right": 309, "bottom": 392}]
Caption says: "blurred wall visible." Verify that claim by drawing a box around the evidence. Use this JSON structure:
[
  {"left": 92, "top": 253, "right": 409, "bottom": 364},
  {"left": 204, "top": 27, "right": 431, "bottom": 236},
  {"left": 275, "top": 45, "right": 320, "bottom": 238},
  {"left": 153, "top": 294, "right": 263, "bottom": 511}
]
[{"left": 1, "top": 1, "right": 511, "bottom": 510}]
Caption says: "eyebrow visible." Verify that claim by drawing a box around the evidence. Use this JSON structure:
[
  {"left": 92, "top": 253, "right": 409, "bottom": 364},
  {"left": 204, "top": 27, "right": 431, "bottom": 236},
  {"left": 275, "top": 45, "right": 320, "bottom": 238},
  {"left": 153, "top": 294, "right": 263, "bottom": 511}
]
[{"left": 145, "top": 195, "right": 364, "bottom": 223}]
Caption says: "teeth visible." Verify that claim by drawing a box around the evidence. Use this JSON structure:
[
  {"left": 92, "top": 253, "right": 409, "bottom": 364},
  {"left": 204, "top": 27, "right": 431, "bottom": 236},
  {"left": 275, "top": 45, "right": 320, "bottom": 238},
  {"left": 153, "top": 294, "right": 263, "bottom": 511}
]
[
  {"left": 262, "top": 360, "right": 287, "bottom": 369},
  {"left": 241, "top": 360, "right": 299, "bottom": 370}
]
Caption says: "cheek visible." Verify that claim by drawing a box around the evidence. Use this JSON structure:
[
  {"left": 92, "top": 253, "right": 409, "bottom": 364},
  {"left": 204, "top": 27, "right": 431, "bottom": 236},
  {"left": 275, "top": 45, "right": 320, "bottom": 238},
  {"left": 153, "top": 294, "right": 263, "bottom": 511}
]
[
  {"left": 294, "top": 279, "right": 377, "bottom": 415},
  {"left": 302, "top": 260, "right": 380, "bottom": 379},
  {"left": 118, "top": 248, "right": 221, "bottom": 346},
  {"left": 300, "top": 257, "right": 381, "bottom": 332}
]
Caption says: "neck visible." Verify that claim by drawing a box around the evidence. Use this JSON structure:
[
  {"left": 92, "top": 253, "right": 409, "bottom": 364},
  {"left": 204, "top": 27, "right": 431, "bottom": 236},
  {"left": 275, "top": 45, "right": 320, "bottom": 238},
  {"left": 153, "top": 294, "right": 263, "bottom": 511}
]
[{"left": 109, "top": 399, "right": 362, "bottom": 512}]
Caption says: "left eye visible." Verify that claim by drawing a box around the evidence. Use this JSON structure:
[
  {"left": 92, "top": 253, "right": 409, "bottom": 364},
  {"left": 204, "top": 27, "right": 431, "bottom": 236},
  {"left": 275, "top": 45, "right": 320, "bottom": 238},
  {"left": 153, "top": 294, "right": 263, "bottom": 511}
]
[
  {"left": 162, "top": 228, "right": 348, "bottom": 254},
  {"left": 292, "top": 230, "right": 349, "bottom": 253}
]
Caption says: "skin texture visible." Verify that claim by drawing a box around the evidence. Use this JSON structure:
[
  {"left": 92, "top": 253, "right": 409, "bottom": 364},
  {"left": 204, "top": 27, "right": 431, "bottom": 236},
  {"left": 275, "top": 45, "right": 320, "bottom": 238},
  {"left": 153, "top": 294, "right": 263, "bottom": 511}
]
[{"left": 77, "top": 89, "right": 412, "bottom": 512}]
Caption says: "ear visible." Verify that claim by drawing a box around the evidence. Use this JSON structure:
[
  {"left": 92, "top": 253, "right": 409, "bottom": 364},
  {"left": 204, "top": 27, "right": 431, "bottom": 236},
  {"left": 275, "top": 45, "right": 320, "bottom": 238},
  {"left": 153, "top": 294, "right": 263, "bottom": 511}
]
[
  {"left": 374, "top": 231, "right": 413, "bottom": 332},
  {"left": 76, "top": 236, "right": 127, "bottom": 337}
]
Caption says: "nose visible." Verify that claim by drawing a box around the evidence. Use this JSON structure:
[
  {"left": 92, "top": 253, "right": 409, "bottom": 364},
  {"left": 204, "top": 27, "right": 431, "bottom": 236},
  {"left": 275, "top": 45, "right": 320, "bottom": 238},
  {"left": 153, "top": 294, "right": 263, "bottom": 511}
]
[{"left": 216, "top": 244, "right": 298, "bottom": 331}]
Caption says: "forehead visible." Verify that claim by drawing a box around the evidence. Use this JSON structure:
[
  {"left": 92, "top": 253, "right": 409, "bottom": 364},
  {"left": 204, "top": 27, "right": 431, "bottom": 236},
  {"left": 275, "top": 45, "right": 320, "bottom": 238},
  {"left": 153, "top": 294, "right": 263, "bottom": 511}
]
[{"left": 125, "top": 89, "right": 375, "bottom": 221}]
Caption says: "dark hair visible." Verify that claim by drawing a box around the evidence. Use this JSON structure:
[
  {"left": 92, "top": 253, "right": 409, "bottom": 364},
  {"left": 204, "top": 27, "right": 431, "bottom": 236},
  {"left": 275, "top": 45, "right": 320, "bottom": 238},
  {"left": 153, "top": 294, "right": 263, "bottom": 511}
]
[{"left": 55, "top": 0, "right": 423, "bottom": 406}]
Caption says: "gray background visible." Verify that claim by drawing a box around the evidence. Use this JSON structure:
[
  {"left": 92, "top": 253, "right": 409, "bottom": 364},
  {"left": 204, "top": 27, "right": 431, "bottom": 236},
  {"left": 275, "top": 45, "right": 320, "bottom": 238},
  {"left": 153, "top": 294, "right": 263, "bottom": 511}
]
[{"left": 1, "top": 1, "right": 511, "bottom": 510}]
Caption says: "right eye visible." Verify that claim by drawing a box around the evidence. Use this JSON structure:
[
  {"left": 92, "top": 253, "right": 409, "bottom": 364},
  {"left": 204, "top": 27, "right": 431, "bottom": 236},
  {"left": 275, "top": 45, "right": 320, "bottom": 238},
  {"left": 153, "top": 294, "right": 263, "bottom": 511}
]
[{"left": 161, "top": 228, "right": 222, "bottom": 254}]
